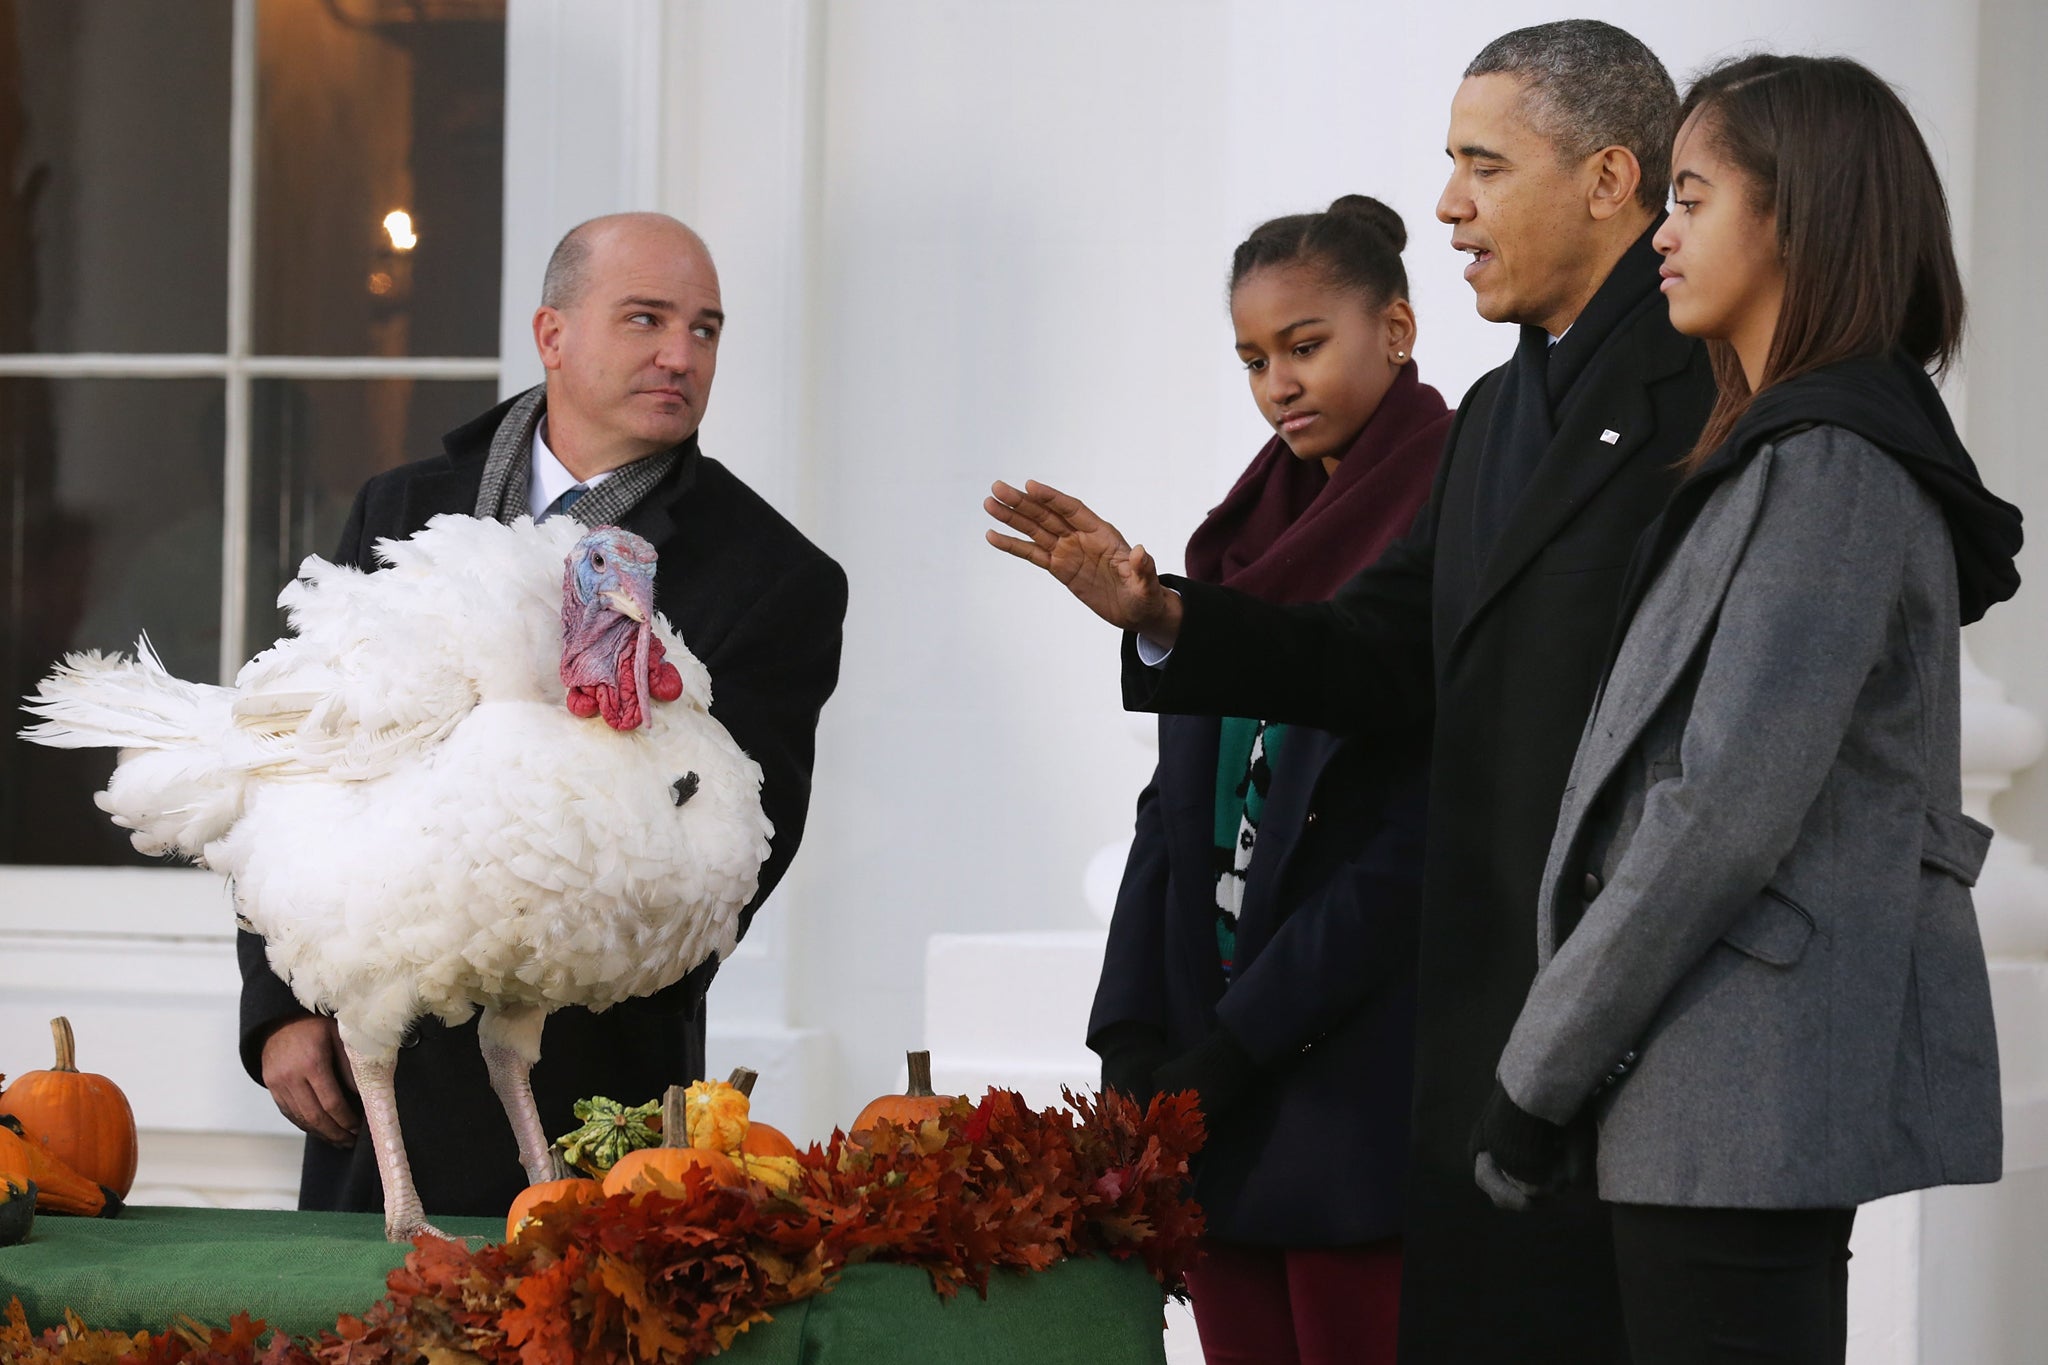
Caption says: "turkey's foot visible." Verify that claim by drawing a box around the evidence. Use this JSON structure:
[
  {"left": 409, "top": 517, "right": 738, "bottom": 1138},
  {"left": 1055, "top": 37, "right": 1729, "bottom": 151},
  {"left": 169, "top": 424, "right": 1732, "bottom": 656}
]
[{"left": 385, "top": 1210, "right": 455, "bottom": 1242}]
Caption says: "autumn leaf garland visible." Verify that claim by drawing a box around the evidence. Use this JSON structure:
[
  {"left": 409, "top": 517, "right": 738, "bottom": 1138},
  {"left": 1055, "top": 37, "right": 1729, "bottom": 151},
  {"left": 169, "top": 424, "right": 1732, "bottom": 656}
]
[{"left": 0, "top": 1087, "right": 1205, "bottom": 1365}]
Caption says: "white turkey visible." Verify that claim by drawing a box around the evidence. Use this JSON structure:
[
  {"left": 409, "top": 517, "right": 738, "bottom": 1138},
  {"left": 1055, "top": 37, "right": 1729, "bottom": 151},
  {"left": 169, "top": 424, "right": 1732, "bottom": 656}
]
[{"left": 19, "top": 513, "right": 771, "bottom": 1239}]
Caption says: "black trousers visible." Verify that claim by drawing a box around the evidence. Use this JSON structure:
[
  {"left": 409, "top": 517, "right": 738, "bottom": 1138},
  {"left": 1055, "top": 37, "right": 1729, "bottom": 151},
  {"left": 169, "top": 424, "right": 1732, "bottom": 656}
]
[{"left": 1608, "top": 1203, "right": 1857, "bottom": 1364}]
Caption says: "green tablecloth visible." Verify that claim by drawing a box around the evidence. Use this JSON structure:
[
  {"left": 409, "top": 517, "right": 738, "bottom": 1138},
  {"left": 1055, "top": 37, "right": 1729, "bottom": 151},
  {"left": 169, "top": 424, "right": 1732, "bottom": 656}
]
[{"left": 0, "top": 1206, "right": 1168, "bottom": 1363}]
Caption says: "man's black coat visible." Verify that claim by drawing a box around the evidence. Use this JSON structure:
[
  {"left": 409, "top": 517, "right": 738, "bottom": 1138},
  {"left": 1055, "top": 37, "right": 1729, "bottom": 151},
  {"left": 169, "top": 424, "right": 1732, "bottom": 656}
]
[
  {"left": 1126, "top": 289, "right": 1713, "bottom": 1360},
  {"left": 236, "top": 390, "right": 847, "bottom": 1218}
]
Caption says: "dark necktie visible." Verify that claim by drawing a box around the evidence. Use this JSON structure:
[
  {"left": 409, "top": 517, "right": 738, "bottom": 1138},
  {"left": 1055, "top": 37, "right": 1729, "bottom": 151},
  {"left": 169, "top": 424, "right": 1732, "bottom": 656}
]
[
  {"left": 1470, "top": 325, "right": 1555, "bottom": 562},
  {"left": 540, "top": 483, "right": 588, "bottom": 522}
]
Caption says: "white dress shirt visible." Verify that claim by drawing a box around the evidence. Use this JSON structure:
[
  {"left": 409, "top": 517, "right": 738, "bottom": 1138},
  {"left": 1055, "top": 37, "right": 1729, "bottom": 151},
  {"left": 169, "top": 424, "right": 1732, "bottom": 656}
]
[{"left": 528, "top": 418, "right": 616, "bottom": 520}]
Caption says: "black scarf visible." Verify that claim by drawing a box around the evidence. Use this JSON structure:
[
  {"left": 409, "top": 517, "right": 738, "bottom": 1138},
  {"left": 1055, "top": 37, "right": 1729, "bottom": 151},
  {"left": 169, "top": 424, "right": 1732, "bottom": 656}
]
[
  {"left": 1468, "top": 218, "right": 1668, "bottom": 563},
  {"left": 1613, "top": 349, "right": 2023, "bottom": 645}
]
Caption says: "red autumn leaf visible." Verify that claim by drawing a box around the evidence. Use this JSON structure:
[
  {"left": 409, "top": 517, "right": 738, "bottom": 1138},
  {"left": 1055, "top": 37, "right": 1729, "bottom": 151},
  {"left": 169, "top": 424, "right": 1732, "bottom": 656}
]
[{"left": 501, "top": 1247, "right": 585, "bottom": 1365}]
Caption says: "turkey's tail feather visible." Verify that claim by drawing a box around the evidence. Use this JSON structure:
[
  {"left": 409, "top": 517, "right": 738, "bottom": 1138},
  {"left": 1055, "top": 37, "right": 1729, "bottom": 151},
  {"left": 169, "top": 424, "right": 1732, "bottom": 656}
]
[
  {"left": 19, "top": 638, "right": 218, "bottom": 750},
  {"left": 19, "top": 637, "right": 247, "bottom": 861}
]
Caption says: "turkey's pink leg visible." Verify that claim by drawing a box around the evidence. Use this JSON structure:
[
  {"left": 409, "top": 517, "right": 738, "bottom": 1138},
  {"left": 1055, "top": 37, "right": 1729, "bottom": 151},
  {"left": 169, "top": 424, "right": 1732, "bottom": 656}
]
[
  {"left": 479, "top": 1004, "right": 555, "bottom": 1184},
  {"left": 341, "top": 1041, "right": 449, "bottom": 1241}
]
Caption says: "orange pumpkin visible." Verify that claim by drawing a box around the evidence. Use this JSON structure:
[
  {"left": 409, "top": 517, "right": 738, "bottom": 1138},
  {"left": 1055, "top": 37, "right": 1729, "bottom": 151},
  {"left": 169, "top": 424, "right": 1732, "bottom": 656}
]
[
  {"left": 603, "top": 1144, "right": 737, "bottom": 1197},
  {"left": 851, "top": 1051, "right": 952, "bottom": 1133},
  {"left": 740, "top": 1121, "right": 799, "bottom": 1162},
  {"left": 0, "top": 1117, "right": 118, "bottom": 1218},
  {"left": 601, "top": 1083, "right": 739, "bottom": 1198},
  {"left": 0, "top": 1018, "right": 138, "bottom": 1197},
  {"left": 505, "top": 1174, "right": 602, "bottom": 1241}
]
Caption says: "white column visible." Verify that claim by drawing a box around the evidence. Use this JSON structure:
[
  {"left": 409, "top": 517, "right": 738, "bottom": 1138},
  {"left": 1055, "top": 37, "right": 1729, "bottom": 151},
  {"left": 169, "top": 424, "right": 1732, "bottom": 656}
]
[{"left": 498, "top": 0, "right": 664, "bottom": 398}]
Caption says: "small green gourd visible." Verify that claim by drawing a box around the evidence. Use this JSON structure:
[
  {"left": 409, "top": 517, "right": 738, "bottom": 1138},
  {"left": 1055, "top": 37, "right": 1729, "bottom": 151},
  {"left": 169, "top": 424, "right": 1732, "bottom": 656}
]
[{"left": 552, "top": 1095, "right": 662, "bottom": 1176}]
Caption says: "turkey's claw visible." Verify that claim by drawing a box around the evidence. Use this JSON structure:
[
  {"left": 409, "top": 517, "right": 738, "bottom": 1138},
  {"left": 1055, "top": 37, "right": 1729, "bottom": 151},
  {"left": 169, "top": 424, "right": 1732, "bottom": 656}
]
[{"left": 387, "top": 1213, "right": 455, "bottom": 1243}]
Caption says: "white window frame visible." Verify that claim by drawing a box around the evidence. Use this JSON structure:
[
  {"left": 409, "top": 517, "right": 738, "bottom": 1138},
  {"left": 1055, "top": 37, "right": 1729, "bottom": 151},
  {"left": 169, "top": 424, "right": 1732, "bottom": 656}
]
[{"left": 0, "top": 0, "right": 501, "bottom": 912}]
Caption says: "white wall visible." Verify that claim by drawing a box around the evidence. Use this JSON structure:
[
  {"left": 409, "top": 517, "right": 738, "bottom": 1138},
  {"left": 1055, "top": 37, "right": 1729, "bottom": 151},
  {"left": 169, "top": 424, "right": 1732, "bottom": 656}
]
[{"left": 783, "top": 0, "right": 1235, "bottom": 1123}]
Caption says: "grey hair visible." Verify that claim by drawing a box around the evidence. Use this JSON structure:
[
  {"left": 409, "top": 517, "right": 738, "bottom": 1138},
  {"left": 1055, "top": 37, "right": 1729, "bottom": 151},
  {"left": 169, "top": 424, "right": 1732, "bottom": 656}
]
[
  {"left": 1465, "top": 20, "right": 1677, "bottom": 211},
  {"left": 539, "top": 213, "right": 710, "bottom": 310},
  {"left": 540, "top": 222, "right": 596, "bottom": 311}
]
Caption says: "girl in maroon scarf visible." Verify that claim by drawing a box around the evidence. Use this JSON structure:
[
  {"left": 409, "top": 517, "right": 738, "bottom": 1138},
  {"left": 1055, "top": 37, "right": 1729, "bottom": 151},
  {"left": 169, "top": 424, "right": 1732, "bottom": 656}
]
[{"left": 1087, "top": 196, "right": 1451, "bottom": 1365}]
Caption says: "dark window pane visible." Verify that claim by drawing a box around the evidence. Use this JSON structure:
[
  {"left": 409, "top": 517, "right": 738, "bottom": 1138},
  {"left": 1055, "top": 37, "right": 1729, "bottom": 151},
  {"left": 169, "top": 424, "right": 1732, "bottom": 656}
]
[
  {"left": 0, "top": 378, "right": 224, "bottom": 866},
  {"left": 247, "top": 377, "right": 497, "bottom": 648},
  {"left": 254, "top": 1, "right": 506, "bottom": 357},
  {"left": 0, "top": 2, "right": 233, "bottom": 354}
]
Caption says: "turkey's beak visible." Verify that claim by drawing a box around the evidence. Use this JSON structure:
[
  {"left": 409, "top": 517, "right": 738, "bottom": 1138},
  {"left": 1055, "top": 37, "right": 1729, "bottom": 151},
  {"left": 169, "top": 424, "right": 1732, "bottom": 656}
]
[{"left": 603, "top": 587, "right": 648, "bottom": 624}]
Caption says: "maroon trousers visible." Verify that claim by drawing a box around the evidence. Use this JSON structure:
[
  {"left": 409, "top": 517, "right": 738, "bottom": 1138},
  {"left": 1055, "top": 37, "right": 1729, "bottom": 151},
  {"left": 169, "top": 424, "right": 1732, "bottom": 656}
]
[{"left": 1184, "top": 1237, "right": 1403, "bottom": 1365}]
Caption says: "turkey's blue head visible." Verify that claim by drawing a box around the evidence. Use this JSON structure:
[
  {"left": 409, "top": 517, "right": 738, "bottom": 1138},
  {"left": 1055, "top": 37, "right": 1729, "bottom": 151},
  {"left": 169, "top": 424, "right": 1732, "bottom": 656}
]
[{"left": 559, "top": 526, "right": 684, "bottom": 731}]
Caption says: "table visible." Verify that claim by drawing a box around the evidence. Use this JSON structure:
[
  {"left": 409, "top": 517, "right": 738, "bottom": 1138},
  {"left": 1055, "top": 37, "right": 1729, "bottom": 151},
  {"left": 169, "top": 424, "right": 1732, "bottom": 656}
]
[{"left": 0, "top": 1206, "right": 1168, "bottom": 1363}]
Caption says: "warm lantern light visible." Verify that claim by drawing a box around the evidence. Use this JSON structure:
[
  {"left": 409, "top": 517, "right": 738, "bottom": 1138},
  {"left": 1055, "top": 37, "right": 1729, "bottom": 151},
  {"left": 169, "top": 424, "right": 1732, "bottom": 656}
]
[{"left": 383, "top": 210, "right": 418, "bottom": 251}]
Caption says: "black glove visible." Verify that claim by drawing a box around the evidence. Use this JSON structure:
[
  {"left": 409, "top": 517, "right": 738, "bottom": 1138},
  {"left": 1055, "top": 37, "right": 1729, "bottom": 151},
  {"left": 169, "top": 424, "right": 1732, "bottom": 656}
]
[
  {"left": 1150, "top": 1027, "right": 1260, "bottom": 1124},
  {"left": 1093, "top": 1020, "right": 1172, "bottom": 1103},
  {"left": 1470, "top": 1079, "right": 1569, "bottom": 1211}
]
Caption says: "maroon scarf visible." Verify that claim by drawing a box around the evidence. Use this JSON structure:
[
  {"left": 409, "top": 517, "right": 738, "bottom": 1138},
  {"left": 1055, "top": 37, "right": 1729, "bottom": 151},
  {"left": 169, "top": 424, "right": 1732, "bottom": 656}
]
[{"left": 1184, "top": 362, "right": 1452, "bottom": 604}]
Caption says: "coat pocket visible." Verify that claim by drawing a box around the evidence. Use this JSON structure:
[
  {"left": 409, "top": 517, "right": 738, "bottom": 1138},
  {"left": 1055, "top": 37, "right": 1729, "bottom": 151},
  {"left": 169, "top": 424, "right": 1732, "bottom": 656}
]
[
  {"left": 1922, "top": 808, "right": 1993, "bottom": 886},
  {"left": 1721, "top": 887, "right": 1816, "bottom": 966}
]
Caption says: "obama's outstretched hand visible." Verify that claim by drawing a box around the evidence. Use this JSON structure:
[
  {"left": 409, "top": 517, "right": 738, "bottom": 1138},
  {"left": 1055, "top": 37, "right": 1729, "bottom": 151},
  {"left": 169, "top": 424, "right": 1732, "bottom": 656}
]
[{"left": 983, "top": 480, "right": 1182, "bottom": 652}]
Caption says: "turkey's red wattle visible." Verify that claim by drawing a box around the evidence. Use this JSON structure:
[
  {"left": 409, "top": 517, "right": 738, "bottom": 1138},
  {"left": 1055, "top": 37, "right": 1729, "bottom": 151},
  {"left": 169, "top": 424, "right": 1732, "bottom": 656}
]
[
  {"left": 565, "top": 629, "right": 683, "bottom": 731},
  {"left": 647, "top": 636, "right": 684, "bottom": 702}
]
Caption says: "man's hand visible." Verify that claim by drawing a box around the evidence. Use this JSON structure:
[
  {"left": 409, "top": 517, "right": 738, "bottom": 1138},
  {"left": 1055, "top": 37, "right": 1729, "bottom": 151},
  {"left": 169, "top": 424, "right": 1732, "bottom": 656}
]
[
  {"left": 260, "top": 1015, "right": 360, "bottom": 1147},
  {"left": 1474, "top": 1151, "right": 1544, "bottom": 1212},
  {"left": 984, "top": 480, "right": 1184, "bottom": 650}
]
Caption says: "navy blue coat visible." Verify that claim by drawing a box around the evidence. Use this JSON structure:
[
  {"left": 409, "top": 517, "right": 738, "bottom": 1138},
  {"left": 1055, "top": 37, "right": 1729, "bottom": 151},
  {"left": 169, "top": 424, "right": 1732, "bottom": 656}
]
[{"left": 1089, "top": 711, "right": 1427, "bottom": 1246}]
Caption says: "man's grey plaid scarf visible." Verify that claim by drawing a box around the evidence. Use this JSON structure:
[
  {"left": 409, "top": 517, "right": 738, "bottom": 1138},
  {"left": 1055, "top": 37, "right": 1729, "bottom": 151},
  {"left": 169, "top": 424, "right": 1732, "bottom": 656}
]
[{"left": 472, "top": 385, "right": 679, "bottom": 528}]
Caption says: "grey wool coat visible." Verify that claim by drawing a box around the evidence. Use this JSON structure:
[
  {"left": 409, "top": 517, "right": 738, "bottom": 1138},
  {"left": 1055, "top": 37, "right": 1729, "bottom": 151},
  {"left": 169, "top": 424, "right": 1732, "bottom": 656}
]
[{"left": 1499, "top": 424, "right": 2004, "bottom": 1209}]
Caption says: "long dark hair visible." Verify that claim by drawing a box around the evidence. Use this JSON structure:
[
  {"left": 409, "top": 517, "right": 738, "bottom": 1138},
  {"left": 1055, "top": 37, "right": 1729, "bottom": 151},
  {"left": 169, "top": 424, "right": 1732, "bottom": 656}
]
[
  {"left": 1677, "top": 54, "right": 1964, "bottom": 472},
  {"left": 1230, "top": 194, "right": 1409, "bottom": 308}
]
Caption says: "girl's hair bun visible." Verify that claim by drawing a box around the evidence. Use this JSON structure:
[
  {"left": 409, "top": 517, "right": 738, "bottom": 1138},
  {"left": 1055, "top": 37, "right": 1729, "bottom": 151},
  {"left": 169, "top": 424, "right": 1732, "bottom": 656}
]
[
  {"left": 1231, "top": 195, "right": 1411, "bottom": 306},
  {"left": 1326, "top": 194, "right": 1406, "bottom": 253}
]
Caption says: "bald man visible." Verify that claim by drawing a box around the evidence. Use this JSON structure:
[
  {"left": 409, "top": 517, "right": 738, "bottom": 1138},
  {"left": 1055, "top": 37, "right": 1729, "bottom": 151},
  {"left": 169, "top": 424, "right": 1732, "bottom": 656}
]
[{"left": 237, "top": 213, "right": 848, "bottom": 1217}]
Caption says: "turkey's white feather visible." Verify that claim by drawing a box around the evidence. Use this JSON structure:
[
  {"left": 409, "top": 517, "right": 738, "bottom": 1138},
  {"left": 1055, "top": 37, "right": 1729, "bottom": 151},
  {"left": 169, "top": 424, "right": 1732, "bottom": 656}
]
[{"left": 22, "top": 514, "right": 768, "bottom": 1055}]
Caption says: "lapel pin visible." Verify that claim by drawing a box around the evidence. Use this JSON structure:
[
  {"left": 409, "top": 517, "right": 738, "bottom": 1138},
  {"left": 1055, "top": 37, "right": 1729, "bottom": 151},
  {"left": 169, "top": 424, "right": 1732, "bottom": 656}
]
[{"left": 1599, "top": 429, "right": 1620, "bottom": 445}]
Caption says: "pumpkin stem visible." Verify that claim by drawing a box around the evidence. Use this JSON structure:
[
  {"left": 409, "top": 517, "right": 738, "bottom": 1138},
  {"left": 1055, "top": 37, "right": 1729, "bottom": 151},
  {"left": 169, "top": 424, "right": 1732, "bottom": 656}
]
[
  {"left": 661, "top": 1084, "right": 689, "bottom": 1150},
  {"left": 49, "top": 1018, "right": 77, "bottom": 1074},
  {"left": 905, "top": 1050, "right": 935, "bottom": 1099},
  {"left": 549, "top": 1150, "right": 571, "bottom": 1181},
  {"left": 726, "top": 1067, "right": 758, "bottom": 1098}
]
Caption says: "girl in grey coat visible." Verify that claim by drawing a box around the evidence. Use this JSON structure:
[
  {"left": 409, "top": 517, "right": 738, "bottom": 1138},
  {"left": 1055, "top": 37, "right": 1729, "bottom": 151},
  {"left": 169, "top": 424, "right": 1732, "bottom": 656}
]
[{"left": 1472, "top": 54, "right": 2025, "bottom": 1364}]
